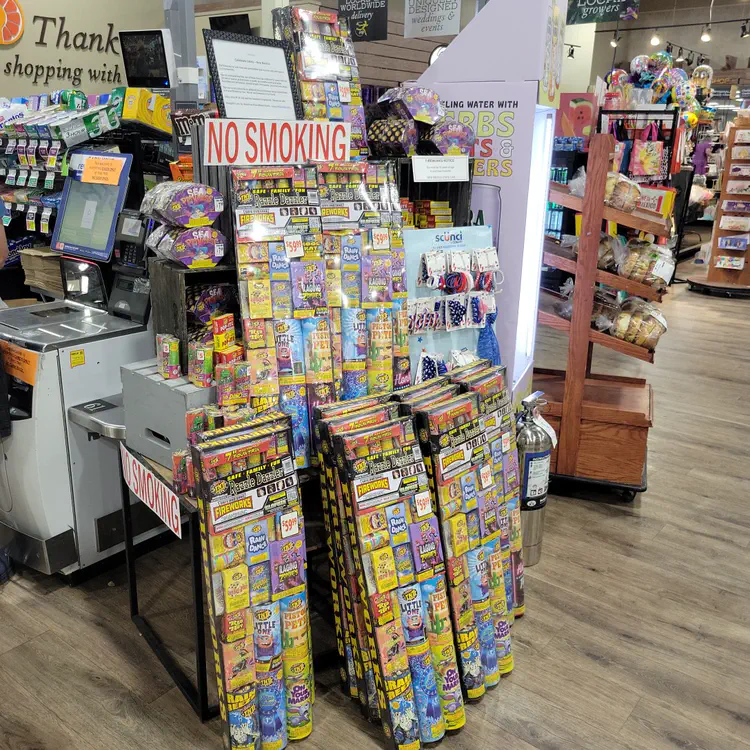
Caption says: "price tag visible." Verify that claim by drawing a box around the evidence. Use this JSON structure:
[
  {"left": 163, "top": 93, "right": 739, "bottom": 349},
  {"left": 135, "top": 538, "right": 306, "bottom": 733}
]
[
  {"left": 337, "top": 80, "right": 352, "bottom": 103},
  {"left": 3, "top": 201, "right": 11, "bottom": 212},
  {"left": 6, "top": 169, "right": 16, "bottom": 185},
  {"left": 46, "top": 140, "right": 60, "bottom": 169},
  {"left": 40, "top": 207, "right": 52, "bottom": 234},
  {"left": 26, "top": 205, "right": 37, "bottom": 231},
  {"left": 480, "top": 464, "right": 493, "bottom": 489},
  {"left": 279, "top": 510, "right": 300, "bottom": 538},
  {"left": 0, "top": 168, "right": 5, "bottom": 177},
  {"left": 15, "top": 203, "right": 24, "bottom": 213},
  {"left": 16, "top": 170, "right": 28, "bottom": 187},
  {"left": 414, "top": 490, "right": 433, "bottom": 518},
  {"left": 16, "top": 138, "right": 28, "bottom": 166},
  {"left": 44, "top": 171, "right": 55, "bottom": 189},
  {"left": 27, "top": 140, "right": 38, "bottom": 167},
  {"left": 28, "top": 170, "right": 39, "bottom": 188},
  {"left": 1, "top": 214, "right": 9, "bottom": 227},
  {"left": 284, "top": 233, "right": 304, "bottom": 259},
  {"left": 5, "top": 138, "right": 16, "bottom": 155},
  {"left": 38, "top": 139, "right": 49, "bottom": 158},
  {"left": 372, "top": 227, "right": 390, "bottom": 250},
  {"left": 501, "top": 432, "right": 511, "bottom": 453}
]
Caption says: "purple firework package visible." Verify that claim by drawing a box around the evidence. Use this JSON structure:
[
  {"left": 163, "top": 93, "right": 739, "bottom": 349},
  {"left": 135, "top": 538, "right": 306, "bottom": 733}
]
[
  {"left": 409, "top": 516, "right": 443, "bottom": 574},
  {"left": 361, "top": 254, "right": 393, "bottom": 308},
  {"left": 291, "top": 260, "right": 327, "bottom": 314},
  {"left": 427, "top": 119, "right": 475, "bottom": 156},
  {"left": 141, "top": 181, "right": 225, "bottom": 227},
  {"left": 274, "top": 319, "right": 306, "bottom": 378},
  {"left": 378, "top": 86, "right": 445, "bottom": 125},
  {"left": 157, "top": 226, "right": 227, "bottom": 269},
  {"left": 279, "top": 383, "right": 311, "bottom": 469},
  {"left": 270, "top": 531, "right": 307, "bottom": 600},
  {"left": 341, "top": 307, "right": 368, "bottom": 361}
]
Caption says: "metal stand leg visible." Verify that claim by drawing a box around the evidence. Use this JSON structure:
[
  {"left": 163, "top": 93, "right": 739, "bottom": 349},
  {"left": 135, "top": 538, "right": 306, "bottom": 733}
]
[{"left": 120, "top": 444, "right": 218, "bottom": 722}]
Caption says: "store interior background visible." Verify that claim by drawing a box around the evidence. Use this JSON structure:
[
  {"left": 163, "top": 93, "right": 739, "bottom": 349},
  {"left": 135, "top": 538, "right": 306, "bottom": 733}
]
[{"left": 3, "top": 1, "right": 750, "bottom": 749}]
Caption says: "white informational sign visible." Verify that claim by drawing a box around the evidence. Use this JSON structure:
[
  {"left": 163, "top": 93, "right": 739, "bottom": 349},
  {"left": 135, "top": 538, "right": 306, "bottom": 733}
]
[
  {"left": 411, "top": 155, "right": 469, "bottom": 182},
  {"left": 404, "top": 0, "right": 461, "bottom": 38},
  {"left": 204, "top": 119, "right": 351, "bottom": 166},
  {"left": 120, "top": 444, "right": 182, "bottom": 538},
  {"left": 211, "top": 39, "right": 298, "bottom": 120}
]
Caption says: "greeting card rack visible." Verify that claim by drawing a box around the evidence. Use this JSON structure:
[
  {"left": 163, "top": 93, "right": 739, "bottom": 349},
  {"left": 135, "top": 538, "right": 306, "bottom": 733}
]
[
  {"left": 533, "top": 133, "right": 670, "bottom": 497},
  {"left": 688, "top": 122, "right": 750, "bottom": 297}
]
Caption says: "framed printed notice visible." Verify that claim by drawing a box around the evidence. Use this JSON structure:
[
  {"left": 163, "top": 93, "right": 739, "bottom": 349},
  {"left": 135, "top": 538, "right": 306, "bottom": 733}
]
[{"left": 202, "top": 30, "right": 303, "bottom": 120}]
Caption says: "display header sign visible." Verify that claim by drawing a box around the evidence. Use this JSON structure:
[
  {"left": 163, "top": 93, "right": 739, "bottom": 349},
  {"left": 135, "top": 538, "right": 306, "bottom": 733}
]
[
  {"left": 120, "top": 444, "right": 182, "bottom": 538},
  {"left": 340, "top": 0, "right": 389, "bottom": 40},
  {"left": 404, "top": 0, "right": 461, "bottom": 38},
  {"left": 566, "top": 0, "right": 639, "bottom": 24},
  {"left": 203, "top": 119, "right": 351, "bottom": 166}
]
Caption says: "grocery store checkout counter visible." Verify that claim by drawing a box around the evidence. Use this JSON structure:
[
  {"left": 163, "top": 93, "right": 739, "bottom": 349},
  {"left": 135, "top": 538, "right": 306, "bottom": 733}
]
[{"left": 0, "top": 151, "right": 157, "bottom": 574}]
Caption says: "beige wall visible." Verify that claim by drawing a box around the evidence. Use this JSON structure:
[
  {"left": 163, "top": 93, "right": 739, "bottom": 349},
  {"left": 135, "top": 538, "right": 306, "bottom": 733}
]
[
  {"left": 560, "top": 23, "right": 596, "bottom": 94},
  {"left": 0, "top": 0, "right": 164, "bottom": 98}
]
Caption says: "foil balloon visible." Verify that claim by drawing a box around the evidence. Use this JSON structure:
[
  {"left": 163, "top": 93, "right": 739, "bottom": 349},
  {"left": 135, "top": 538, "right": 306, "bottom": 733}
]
[
  {"left": 651, "top": 67, "right": 673, "bottom": 99},
  {"left": 672, "top": 80, "right": 696, "bottom": 109},
  {"left": 649, "top": 50, "right": 673, "bottom": 72},
  {"left": 683, "top": 112, "right": 698, "bottom": 128},
  {"left": 692, "top": 64, "right": 714, "bottom": 88},
  {"left": 630, "top": 54, "right": 650, "bottom": 77},
  {"left": 672, "top": 68, "right": 689, "bottom": 82}
]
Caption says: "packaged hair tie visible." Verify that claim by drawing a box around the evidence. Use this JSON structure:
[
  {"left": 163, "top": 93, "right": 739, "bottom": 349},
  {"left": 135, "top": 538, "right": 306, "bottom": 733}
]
[
  {"left": 418, "top": 251, "right": 447, "bottom": 288},
  {"left": 442, "top": 271, "right": 472, "bottom": 294},
  {"left": 472, "top": 247, "right": 500, "bottom": 273},
  {"left": 446, "top": 294, "right": 468, "bottom": 331},
  {"left": 449, "top": 249, "right": 472, "bottom": 274},
  {"left": 467, "top": 292, "right": 489, "bottom": 328}
]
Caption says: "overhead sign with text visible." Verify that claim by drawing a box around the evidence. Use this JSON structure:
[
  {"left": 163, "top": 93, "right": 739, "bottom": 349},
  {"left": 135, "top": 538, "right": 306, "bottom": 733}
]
[
  {"left": 404, "top": 0, "right": 460, "bottom": 38},
  {"left": 204, "top": 119, "right": 351, "bottom": 166},
  {"left": 566, "top": 0, "right": 639, "bottom": 24},
  {"left": 339, "top": 0, "right": 389, "bottom": 41}
]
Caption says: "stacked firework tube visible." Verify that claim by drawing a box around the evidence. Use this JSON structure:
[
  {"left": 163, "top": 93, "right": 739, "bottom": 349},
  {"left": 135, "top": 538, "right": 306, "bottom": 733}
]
[
  {"left": 410, "top": 362, "right": 521, "bottom": 689},
  {"left": 229, "top": 162, "right": 407, "bottom": 470},
  {"left": 332, "top": 416, "right": 465, "bottom": 749},
  {"left": 272, "top": 6, "right": 368, "bottom": 159},
  {"left": 156, "top": 333, "right": 181, "bottom": 379},
  {"left": 192, "top": 413, "right": 314, "bottom": 750}
]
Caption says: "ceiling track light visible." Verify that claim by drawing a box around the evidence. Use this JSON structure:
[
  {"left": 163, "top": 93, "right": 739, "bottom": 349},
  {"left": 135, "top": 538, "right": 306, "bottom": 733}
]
[
  {"left": 688, "top": 52, "right": 695, "bottom": 66},
  {"left": 701, "top": 24, "right": 712, "bottom": 42},
  {"left": 666, "top": 42, "right": 674, "bottom": 54},
  {"left": 698, "top": 54, "right": 705, "bottom": 64},
  {"left": 650, "top": 29, "right": 661, "bottom": 46},
  {"left": 568, "top": 46, "right": 575, "bottom": 59},
  {"left": 742, "top": 21, "right": 750, "bottom": 38},
  {"left": 610, "top": 31, "right": 620, "bottom": 48},
  {"left": 676, "top": 47, "right": 685, "bottom": 62}
]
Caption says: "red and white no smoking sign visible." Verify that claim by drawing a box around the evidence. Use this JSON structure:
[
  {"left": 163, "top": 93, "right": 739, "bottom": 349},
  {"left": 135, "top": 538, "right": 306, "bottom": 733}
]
[{"left": 120, "top": 444, "right": 182, "bottom": 538}]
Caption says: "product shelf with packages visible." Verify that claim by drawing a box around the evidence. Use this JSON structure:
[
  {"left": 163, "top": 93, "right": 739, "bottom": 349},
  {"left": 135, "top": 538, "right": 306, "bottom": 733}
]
[
  {"left": 535, "top": 134, "right": 665, "bottom": 495},
  {"left": 687, "top": 122, "right": 750, "bottom": 295}
]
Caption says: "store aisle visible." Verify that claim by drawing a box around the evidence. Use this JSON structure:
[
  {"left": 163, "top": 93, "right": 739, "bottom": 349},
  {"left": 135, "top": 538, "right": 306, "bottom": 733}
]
[{"left": 1, "top": 267, "right": 749, "bottom": 750}]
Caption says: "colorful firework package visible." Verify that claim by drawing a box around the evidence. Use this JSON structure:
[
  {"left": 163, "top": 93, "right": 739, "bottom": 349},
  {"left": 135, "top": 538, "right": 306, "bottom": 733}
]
[
  {"left": 272, "top": 7, "right": 368, "bottom": 159},
  {"left": 192, "top": 415, "right": 315, "bottom": 750},
  {"left": 230, "top": 162, "right": 408, "bottom": 469}
]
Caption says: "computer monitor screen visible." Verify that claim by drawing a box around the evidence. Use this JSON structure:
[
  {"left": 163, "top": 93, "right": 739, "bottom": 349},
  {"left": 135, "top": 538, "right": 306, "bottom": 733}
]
[
  {"left": 120, "top": 30, "right": 172, "bottom": 89},
  {"left": 209, "top": 14, "right": 253, "bottom": 36}
]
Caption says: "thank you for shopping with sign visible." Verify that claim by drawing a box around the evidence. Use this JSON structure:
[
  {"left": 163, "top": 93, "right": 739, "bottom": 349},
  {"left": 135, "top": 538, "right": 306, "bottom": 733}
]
[{"left": 120, "top": 444, "right": 182, "bottom": 538}]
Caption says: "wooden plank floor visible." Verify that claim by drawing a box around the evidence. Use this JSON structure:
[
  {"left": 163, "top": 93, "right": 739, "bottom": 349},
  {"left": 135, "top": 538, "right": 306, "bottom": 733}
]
[{"left": 2, "top": 268, "right": 750, "bottom": 750}]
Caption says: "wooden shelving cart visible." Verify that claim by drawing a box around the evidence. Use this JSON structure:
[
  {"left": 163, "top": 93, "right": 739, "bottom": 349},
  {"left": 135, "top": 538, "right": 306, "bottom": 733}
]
[
  {"left": 688, "top": 122, "right": 750, "bottom": 297},
  {"left": 534, "top": 133, "right": 671, "bottom": 496}
]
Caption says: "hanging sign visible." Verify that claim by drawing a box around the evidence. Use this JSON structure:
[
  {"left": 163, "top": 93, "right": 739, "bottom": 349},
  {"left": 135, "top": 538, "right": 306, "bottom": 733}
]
[
  {"left": 339, "top": 0, "right": 389, "bottom": 41},
  {"left": 203, "top": 119, "right": 351, "bottom": 166},
  {"left": 566, "top": 0, "right": 639, "bottom": 25},
  {"left": 404, "top": 0, "right": 460, "bottom": 38},
  {"left": 120, "top": 444, "right": 182, "bottom": 538}
]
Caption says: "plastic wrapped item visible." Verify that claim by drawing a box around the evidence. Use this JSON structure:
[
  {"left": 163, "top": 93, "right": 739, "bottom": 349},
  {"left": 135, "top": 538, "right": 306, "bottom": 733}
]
[
  {"left": 151, "top": 225, "right": 227, "bottom": 269},
  {"left": 140, "top": 182, "right": 225, "bottom": 227},
  {"left": 616, "top": 239, "right": 674, "bottom": 291},
  {"left": 367, "top": 119, "right": 418, "bottom": 157},
  {"left": 554, "top": 279, "right": 621, "bottom": 331},
  {"left": 424, "top": 118, "right": 475, "bottom": 156},
  {"left": 378, "top": 86, "right": 445, "bottom": 125},
  {"left": 597, "top": 233, "right": 626, "bottom": 271},
  {"left": 605, "top": 172, "right": 641, "bottom": 213},
  {"left": 568, "top": 166, "right": 586, "bottom": 198},
  {"left": 611, "top": 297, "right": 667, "bottom": 350}
]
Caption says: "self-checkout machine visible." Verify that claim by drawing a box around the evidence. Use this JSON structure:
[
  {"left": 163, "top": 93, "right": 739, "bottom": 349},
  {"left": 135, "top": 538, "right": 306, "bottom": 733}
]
[{"left": 0, "top": 151, "right": 155, "bottom": 574}]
